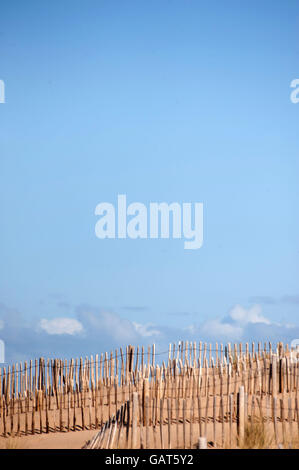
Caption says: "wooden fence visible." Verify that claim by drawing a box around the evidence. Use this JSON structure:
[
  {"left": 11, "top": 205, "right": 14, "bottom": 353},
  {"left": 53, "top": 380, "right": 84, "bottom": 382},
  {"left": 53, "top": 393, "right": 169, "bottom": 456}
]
[
  {"left": 84, "top": 389, "right": 299, "bottom": 449},
  {"left": 0, "top": 341, "right": 298, "bottom": 447}
]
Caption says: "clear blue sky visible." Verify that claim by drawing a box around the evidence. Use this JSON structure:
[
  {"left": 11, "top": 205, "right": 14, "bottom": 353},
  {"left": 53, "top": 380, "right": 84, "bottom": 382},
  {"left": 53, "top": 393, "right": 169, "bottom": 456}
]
[{"left": 0, "top": 1, "right": 298, "bottom": 363}]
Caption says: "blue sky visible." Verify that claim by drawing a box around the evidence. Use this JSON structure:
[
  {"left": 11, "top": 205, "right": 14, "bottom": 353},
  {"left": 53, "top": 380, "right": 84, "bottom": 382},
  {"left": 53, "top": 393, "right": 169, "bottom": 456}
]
[{"left": 0, "top": 1, "right": 299, "bottom": 363}]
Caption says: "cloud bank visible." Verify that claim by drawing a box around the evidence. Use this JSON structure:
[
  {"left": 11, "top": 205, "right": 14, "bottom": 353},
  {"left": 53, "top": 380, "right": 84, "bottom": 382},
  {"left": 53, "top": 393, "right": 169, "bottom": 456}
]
[{"left": 1, "top": 301, "right": 299, "bottom": 364}]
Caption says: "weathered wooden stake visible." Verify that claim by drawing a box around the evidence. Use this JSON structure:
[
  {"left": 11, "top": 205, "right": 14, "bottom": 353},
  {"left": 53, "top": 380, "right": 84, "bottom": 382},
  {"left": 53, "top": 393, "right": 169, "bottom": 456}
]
[{"left": 237, "top": 386, "right": 245, "bottom": 443}]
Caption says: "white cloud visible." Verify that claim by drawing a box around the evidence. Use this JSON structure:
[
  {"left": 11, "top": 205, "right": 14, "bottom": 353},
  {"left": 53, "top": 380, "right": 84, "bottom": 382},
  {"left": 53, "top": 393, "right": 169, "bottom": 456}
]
[
  {"left": 201, "top": 319, "right": 243, "bottom": 340},
  {"left": 229, "top": 304, "right": 270, "bottom": 325},
  {"left": 39, "top": 317, "right": 83, "bottom": 335},
  {"left": 133, "top": 322, "right": 161, "bottom": 337},
  {"left": 77, "top": 308, "right": 163, "bottom": 342},
  {"left": 198, "top": 304, "right": 272, "bottom": 341},
  {"left": 77, "top": 308, "right": 137, "bottom": 343}
]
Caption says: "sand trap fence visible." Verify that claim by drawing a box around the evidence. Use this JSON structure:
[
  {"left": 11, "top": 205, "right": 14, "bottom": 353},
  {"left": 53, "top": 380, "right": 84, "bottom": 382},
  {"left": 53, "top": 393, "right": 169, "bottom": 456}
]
[
  {"left": 0, "top": 341, "right": 299, "bottom": 442},
  {"left": 84, "top": 389, "right": 299, "bottom": 449}
]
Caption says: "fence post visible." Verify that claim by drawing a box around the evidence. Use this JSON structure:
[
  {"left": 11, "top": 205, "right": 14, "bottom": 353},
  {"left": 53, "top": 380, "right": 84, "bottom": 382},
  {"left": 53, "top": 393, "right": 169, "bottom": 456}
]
[
  {"left": 143, "top": 378, "right": 149, "bottom": 426},
  {"left": 2, "top": 397, "right": 6, "bottom": 437},
  {"left": 281, "top": 398, "right": 286, "bottom": 444},
  {"left": 198, "top": 436, "right": 207, "bottom": 449},
  {"left": 25, "top": 395, "right": 28, "bottom": 436},
  {"left": 198, "top": 397, "right": 202, "bottom": 437},
  {"left": 160, "top": 398, "right": 164, "bottom": 449},
  {"left": 131, "top": 392, "right": 138, "bottom": 449},
  {"left": 145, "top": 395, "right": 150, "bottom": 449},
  {"left": 167, "top": 398, "right": 172, "bottom": 449},
  {"left": 272, "top": 355, "right": 277, "bottom": 397},
  {"left": 213, "top": 395, "right": 217, "bottom": 447},
  {"left": 288, "top": 397, "right": 292, "bottom": 447},
  {"left": 237, "top": 385, "right": 245, "bottom": 443},
  {"left": 204, "top": 393, "right": 209, "bottom": 437},
  {"left": 32, "top": 393, "right": 35, "bottom": 435},
  {"left": 116, "top": 405, "right": 124, "bottom": 449},
  {"left": 220, "top": 396, "right": 225, "bottom": 448},
  {"left": 273, "top": 396, "right": 278, "bottom": 445},
  {"left": 229, "top": 394, "right": 233, "bottom": 448},
  {"left": 280, "top": 358, "right": 286, "bottom": 394},
  {"left": 183, "top": 398, "right": 186, "bottom": 449},
  {"left": 176, "top": 397, "right": 180, "bottom": 448}
]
